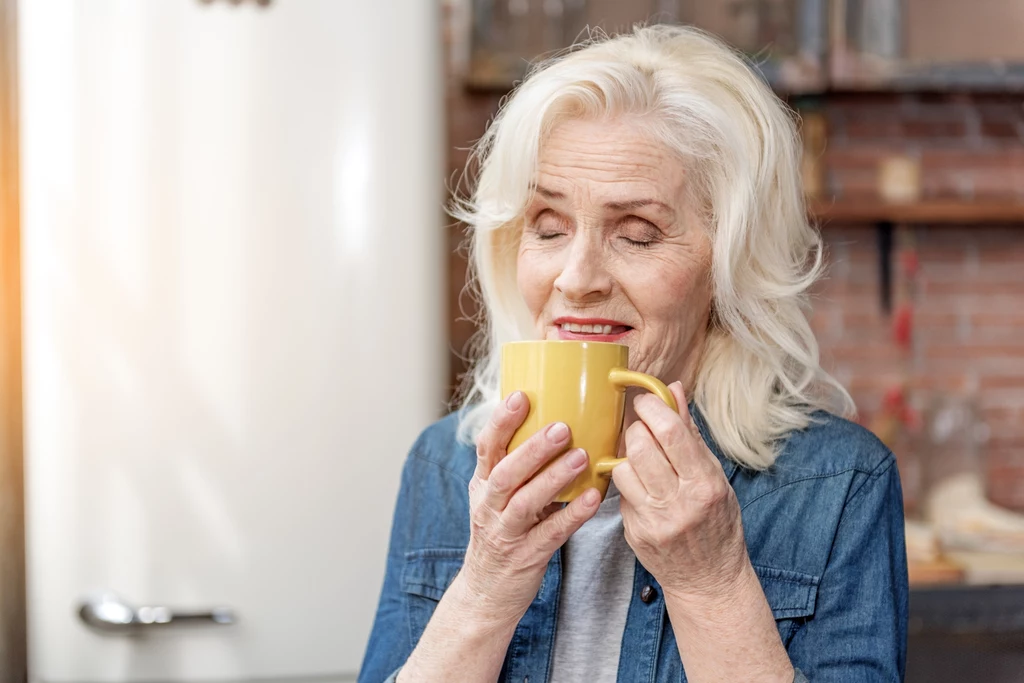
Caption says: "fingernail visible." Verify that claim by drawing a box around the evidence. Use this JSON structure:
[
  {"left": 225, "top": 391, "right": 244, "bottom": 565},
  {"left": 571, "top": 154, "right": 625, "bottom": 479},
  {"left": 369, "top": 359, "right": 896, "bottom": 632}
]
[
  {"left": 567, "top": 449, "right": 588, "bottom": 468},
  {"left": 582, "top": 489, "right": 600, "bottom": 505},
  {"left": 547, "top": 422, "right": 569, "bottom": 443},
  {"left": 505, "top": 391, "right": 523, "bottom": 411}
]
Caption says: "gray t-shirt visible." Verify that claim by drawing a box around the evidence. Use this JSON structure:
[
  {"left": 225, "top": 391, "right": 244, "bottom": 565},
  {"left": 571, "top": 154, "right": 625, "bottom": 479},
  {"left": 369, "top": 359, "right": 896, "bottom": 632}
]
[{"left": 549, "top": 481, "right": 636, "bottom": 682}]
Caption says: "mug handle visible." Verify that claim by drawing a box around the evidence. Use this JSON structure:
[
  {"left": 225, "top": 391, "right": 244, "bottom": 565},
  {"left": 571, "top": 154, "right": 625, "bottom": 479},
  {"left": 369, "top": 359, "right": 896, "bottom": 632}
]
[{"left": 594, "top": 369, "right": 678, "bottom": 476}]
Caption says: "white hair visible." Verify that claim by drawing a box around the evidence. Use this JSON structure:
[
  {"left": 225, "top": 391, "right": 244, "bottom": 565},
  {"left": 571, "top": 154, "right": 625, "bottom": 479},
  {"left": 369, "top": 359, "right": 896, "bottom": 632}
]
[{"left": 451, "top": 24, "right": 854, "bottom": 470}]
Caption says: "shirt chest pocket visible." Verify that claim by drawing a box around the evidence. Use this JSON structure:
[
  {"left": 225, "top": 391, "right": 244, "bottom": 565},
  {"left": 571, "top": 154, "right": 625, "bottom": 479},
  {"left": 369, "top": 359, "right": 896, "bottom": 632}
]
[
  {"left": 753, "top": 564, "right": 819, "bottom": 646},
  {"left": 400, "top": 548, "right": 465, "bottom": 646}
]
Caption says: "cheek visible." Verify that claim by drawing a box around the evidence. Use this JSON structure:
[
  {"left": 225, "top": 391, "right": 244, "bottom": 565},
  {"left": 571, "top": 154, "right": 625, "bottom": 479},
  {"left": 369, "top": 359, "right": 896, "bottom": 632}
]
[
  {"left": 629, "top": 259, "right": 712, "bottom": 323},
  {"left": 516, "top": 249, "right": 557, "bottom": 314}
]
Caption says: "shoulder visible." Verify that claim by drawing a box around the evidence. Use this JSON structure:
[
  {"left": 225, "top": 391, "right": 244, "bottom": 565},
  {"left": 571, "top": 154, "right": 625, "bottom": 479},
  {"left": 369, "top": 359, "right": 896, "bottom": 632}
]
[
  {"left": 406, "top": 411, "right": 477, "bottom": 484},
  {"left": 771, "top": 411, "right": 895, "bottom": 481},
  {"left": 735, "top": 412, "right": 902, "bottom": 582},
  {"left": 731, "top": 411, "right": 897, "bottom": 516}
]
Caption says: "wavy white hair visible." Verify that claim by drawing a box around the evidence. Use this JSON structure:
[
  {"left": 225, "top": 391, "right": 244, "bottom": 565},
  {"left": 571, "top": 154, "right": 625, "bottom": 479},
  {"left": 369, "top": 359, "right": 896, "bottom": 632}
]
[{"left": 451, "top": 24, "right": 854, "bottom": 470}]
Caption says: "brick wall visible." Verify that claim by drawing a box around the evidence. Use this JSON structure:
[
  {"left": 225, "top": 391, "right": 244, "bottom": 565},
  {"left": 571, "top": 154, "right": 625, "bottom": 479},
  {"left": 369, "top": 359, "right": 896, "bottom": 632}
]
[
  {"left": 442, "top": 7, "right": 1024, "bottom": 511},
  {"left": 812, "top": 93, "right": 1024, "bottom": 511},
  {"left": 813, "top": 225, "right": 1024, "bottom": 511},
  {"left": 821, "top": 93, "right": 1024, "bottom": 201}
]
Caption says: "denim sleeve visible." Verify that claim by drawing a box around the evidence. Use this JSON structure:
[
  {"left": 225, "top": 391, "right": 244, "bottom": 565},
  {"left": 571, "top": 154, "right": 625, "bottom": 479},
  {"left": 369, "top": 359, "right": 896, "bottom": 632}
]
[
  {"left": 786, "top": 456, "right": 909, "bottom": 681},
  {"left": 357, "top": 453, "right": 419, "bottom": 683}
]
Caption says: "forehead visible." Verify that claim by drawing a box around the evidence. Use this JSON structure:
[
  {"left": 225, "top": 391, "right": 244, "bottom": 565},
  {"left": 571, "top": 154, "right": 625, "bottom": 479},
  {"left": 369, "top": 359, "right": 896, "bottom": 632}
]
[{"left": 534, "top": 118, "right": 687, "bottom": 203}]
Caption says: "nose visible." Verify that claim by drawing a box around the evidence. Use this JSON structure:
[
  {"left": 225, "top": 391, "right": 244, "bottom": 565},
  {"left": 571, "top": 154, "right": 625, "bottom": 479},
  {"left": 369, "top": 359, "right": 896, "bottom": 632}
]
[{"left": 553, "top": 232, "right": 612, "bottom": 302}]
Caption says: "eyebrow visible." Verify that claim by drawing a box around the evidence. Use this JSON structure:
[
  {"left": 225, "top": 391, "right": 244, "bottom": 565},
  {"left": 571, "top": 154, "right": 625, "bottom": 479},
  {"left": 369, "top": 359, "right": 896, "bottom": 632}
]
[{"left": 534, "top": 185, "right": 674, "bottom": 214}]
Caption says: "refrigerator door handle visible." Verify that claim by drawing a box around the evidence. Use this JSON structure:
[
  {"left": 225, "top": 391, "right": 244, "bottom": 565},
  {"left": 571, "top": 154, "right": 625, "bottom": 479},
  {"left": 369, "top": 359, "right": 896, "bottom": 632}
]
[{"left": 78, "top": 592, "right": 236, "bottom": 634}]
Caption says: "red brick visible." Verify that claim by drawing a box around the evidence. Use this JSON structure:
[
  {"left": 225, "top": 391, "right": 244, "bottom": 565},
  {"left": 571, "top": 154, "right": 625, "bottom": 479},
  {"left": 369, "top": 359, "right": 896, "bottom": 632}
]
[
  {"left": 922, "top": 280, "right": 1024, "bottom": 297},
  {"left": 911, "top": 312, "right": 962, "bottom": 328},
  {"left": 843, "top": 119, "right": 904, "bottom": 139},
  {"left": 823, "top": 146, "right": 893, "bottom": 170},
  {"left": 906, "top": 373, "right": 972, "bottom": 393},
  {"left": 829, "top": 342, "right": 909, "bottom": 363},
  {"left": 927, "top": 344, "right": 1024, "bottom": 361},
  {"left": 973, "top": 312, "right": 1024, "bottom": 327},
  {"left": 976, "top": 100, "right": 1024, "bottom": 125},
  {"left": 922, "top": 170, "right": 974, "bottom": 199},
  {"left": 980, "top": 375, "right": 1024, "bottom": 390},
  {"left": 830, "top": 169, "right": 879, "bottom": 199},
  {"left": 980, "top": 119, "right": 1023, "bottom": 140},
  {"left": 904, "top": 120, "right": 969, "bottom": 139}
]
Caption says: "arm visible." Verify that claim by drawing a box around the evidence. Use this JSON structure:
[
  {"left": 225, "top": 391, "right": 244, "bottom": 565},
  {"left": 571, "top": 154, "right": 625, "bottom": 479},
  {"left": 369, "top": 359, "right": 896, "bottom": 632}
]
[
  {"left": 395, "top": 572, "right": 518, "bottom": 682},
  {"left": 663, "top": 563, "right": 794, "bottom": 683},
  {"left": 785, "top": 457, "right": 909, "bottom": 681},
  {"left": 614, "top": 384, "right": 793, "bottom": 682},
  {"left": 359, "top": 395, "right": 601, "bottom": 683},
  {"left": 358, "top": 453, "right": 517, "bottom": 683}
]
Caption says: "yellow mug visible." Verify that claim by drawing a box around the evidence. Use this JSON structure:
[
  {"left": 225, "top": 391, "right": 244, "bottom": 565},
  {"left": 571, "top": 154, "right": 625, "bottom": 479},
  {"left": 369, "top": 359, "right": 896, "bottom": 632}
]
[{"left": 500, "top": 340, "right": 677, "bottom": 502}]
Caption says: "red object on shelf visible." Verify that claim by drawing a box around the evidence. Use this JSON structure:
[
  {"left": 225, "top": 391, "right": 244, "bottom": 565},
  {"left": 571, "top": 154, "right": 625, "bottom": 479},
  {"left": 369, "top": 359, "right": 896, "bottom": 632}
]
[
  {"left": 893, "top": 304, "right": 913, "bottom": 349},
  {"left": 899, "top": 249, "right": 919, "bottom": 277},
  {"left": 883, "top": 385, "right": 905, "bottom": 411}
]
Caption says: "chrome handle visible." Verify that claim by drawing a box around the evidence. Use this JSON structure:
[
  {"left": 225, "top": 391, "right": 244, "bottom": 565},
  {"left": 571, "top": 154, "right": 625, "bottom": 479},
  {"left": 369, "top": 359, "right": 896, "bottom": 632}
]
[{"left": 78, "top": 592, "right": 235, "bottom": 634}]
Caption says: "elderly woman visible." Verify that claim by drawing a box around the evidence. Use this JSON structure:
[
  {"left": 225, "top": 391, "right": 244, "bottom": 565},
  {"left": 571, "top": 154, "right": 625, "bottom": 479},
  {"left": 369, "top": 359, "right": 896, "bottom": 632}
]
[{"left": 359, "top": 25, "right": 907, "bottom": 683}]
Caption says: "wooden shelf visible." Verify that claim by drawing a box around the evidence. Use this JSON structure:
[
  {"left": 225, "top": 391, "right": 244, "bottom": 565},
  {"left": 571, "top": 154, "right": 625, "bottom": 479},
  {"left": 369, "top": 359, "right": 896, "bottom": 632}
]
[{"left": 809, "top": 199, "right": 1024, "bottom": 225}]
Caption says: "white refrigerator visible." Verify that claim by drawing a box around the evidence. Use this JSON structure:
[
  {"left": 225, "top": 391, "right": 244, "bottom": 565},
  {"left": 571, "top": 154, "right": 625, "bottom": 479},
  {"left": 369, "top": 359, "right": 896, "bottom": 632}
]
[{"left": 19, "top": 1, "right": 445, "bottom": 680}]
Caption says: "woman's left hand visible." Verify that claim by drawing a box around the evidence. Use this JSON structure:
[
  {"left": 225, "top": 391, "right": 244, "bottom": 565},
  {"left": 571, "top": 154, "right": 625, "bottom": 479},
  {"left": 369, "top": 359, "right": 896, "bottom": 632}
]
[{"left": 612, "top": 381, "right": 751, "bottom": 600}]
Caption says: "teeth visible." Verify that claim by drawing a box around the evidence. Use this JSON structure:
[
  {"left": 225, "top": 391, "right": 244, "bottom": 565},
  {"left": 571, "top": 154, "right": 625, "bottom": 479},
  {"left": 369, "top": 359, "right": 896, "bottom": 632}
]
[{"left": 560, "top": 323, "right": 620, "bottom": 335}]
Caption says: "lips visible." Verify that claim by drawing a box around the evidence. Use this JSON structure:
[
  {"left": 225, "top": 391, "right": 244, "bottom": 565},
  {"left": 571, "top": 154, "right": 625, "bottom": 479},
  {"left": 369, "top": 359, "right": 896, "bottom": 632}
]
[{"left": 552, "top": 317, "right": 633, "bottom": 342}]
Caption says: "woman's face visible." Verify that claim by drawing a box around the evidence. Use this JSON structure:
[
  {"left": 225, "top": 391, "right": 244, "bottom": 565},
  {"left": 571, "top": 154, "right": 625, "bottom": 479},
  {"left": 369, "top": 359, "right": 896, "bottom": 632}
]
[{"left": 517, "top": 117, "right": 713, "bottom": 389}]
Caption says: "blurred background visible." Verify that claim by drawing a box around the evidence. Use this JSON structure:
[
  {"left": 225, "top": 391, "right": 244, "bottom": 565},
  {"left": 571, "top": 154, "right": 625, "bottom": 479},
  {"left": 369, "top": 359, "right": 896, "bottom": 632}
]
[{"left": 0, "top": 0, "right": 1023, "bottom": 682}]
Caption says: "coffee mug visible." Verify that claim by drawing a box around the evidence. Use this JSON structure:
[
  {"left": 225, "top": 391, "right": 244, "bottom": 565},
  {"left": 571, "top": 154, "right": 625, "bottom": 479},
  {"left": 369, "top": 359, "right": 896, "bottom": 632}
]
[{"left": 500, "top": 340, "right": 677, "bottom": 502}]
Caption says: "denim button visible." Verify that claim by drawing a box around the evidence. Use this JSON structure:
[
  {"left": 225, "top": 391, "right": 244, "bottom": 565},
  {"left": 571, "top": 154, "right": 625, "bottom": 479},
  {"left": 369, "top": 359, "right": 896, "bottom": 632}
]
[{"left": 640, "top": 585, "right": 657, "bottom": 603}]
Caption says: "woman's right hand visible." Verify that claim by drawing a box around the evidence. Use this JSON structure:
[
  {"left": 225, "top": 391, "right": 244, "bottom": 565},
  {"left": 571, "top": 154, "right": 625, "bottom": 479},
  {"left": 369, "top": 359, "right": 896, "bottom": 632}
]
[{"left": 459, "top": 390, "right": 602, "bottom": 629}]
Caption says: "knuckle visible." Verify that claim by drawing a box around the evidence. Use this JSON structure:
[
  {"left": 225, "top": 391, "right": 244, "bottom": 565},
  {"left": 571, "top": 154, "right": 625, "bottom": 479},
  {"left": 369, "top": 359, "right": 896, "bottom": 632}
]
[
  {"left": 529, "top": 432, "right": 558, "bottom": 460},
  {"left": 475, "top": 442, "right": 493, "bottom": 465},
  {"left": 661, "top": 420, "right": 686, "bottom": 447},
  {"left": 506, "top": 494, "right": 530, "bottom": 521},
  {"left": 488, "top": 468, "right": 511, "bottom": 495},
  {"left": 522, "top": 445, "right": 556, "bottom": 472},
  {"left": 625, "top": 423, "right": 648, "bottom": 451},
  {"left": 547, "top": 517, "right": 569, "bottom": 544},
  {"left": 694, "top": 480, "right": 727, "bottom": 509},
  {"left": 546, "top": 460, "right": 572, "bottom": 487}
]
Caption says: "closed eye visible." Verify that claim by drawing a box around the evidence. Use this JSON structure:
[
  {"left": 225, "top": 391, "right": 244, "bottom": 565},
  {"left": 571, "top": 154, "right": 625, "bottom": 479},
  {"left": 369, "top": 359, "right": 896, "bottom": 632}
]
[
  {"left": 530, "top": 209, "right": 569, "bottom": 239},
  {"left": 621, "top": 237, "right": 654, "bottom": 248},
  {"left": 619, "top": 216, "right": 660, "bottom": 249}
]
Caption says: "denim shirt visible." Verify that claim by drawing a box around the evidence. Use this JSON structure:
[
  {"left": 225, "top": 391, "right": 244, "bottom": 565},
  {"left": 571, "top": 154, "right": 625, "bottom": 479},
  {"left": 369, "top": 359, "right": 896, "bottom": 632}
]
[{"left": 359, "top": 407, "right": 909, "bottom": 682}]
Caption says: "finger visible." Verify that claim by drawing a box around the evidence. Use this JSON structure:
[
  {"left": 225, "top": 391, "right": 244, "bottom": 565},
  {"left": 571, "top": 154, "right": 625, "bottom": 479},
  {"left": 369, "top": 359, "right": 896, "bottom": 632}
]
[
  {"left": 634, "top": 388, "right": 716, "bottom": 477},
  {"left": 474, "top": 391, "right": 530, "bottom": 480},
  {"left": 611, "top": 460, "right": 647, "bottom": 502},
  {"left": 622, "top": 418, "right": 677, "bottom": 497},
  {"left": 668, "top": 381, "right": 703, "bottom": 441},
  {"left": 528, "top": 487, "right": 602, "bottom": 553},
  {"left": 485, "top": 422, "right": 573, "bottom": 512},
  {"left": 501, "top": 447, "right": 589, "bottom": 534}
]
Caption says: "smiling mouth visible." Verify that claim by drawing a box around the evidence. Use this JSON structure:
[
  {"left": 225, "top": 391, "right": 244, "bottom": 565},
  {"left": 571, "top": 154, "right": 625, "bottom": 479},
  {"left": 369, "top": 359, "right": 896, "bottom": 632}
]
[{"left": 558, "top": 322, "right": 632, "bottom": 335}]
